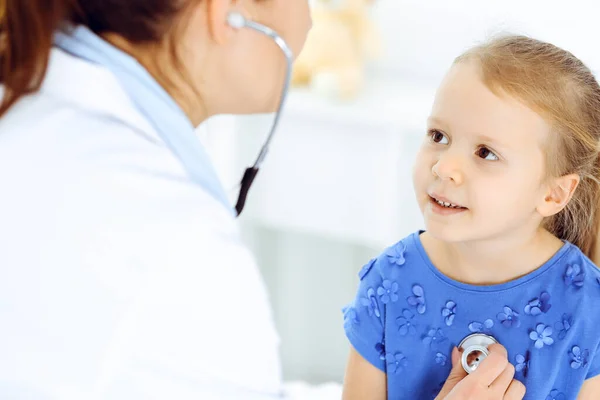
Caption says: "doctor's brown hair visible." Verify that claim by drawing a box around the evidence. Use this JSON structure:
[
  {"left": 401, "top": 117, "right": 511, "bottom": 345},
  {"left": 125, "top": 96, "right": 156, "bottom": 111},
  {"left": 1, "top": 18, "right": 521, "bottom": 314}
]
[
  {"left": 0, "top": 0, "right": 190, "bottom": 117},
  {"left": 456, "top": 35, "right": 600, "bottom": 261}
]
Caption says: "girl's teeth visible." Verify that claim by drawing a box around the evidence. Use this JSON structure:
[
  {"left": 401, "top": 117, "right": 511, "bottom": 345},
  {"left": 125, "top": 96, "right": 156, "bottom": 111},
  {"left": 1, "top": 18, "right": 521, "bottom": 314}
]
[{"left": 435, "top": 199, "right": 461, "bottom": 208}]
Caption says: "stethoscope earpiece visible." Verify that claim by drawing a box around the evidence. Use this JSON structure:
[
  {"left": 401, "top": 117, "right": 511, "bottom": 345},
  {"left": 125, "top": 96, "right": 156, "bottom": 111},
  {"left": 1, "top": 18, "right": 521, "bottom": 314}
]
[{"left": 227, "top": 12, "right": 246, "bottom": 29}]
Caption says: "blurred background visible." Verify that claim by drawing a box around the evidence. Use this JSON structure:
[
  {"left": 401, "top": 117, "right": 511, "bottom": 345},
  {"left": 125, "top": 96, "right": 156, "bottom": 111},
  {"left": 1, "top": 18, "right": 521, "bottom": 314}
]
[{"left": 199, "top": 0, "right": 599, "bottom": 386}]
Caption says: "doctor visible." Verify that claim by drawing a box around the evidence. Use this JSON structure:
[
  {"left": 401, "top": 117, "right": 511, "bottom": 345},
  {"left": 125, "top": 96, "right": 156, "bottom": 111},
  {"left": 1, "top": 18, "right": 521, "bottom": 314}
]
[
  {"left": 0, "top": 0, "right": 310, "bottom": 398},
  {"left": 0, "top": 0, "right": 515, "bottom": 398}
]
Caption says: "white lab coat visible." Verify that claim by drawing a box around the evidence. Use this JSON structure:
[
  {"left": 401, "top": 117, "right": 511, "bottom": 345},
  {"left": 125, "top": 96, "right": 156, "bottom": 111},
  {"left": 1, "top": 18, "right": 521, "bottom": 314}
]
[{"left": 0, "top": 48, "right": 282, "bottom": 399}]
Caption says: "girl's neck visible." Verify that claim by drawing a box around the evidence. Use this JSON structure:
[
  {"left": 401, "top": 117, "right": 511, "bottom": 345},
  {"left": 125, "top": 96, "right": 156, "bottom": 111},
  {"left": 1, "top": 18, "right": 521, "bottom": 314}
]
[{"left": 421, "top": 228, "right": 565, "bottom": 286}]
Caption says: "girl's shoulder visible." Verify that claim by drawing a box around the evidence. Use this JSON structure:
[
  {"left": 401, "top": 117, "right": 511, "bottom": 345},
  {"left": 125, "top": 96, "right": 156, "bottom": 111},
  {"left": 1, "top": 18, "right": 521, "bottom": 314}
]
[
  {"left": 358, "top": 231, "right": 426, "bottom": 281},
  {"left": 556, "top": 242, "right": 600, "bottom": 294}
]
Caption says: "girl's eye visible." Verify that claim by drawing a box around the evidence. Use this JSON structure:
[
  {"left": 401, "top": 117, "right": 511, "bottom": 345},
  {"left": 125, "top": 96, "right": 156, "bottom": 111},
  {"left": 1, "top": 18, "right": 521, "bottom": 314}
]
[
  {"left": 476, "top": 146, "right": 499, "bottom": 161},
  {"left": 429, "top": 130, "right": 449, "bottom": 144}
]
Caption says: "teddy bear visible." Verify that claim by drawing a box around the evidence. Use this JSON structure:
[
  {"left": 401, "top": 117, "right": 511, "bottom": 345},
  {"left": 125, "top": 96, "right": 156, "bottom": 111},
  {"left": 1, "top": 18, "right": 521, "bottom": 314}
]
[{"left": 291, "top": 0, "right": 381, "bottom": 101}]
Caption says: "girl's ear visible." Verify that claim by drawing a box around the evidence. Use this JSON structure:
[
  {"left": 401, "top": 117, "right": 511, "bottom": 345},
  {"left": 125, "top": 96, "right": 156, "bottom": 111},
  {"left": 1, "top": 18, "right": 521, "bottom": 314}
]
[{"left": 537, "top": 173, "right": 580, "bottom": 217}]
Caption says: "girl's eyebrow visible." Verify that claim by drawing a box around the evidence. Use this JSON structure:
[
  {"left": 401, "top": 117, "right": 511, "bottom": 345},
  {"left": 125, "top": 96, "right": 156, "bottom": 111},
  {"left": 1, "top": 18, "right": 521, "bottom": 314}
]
[
  {"left": 427, "top": 116, "right": 448, "bottom": 129},
  {"left": 476, "top": 133, "right": 509, "bottom": 149}
]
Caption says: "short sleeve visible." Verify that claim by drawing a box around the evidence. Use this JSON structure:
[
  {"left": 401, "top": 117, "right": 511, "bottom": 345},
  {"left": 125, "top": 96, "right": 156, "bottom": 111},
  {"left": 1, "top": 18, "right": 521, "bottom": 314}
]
[
  {"left": 585, "top": 271, "right": 600, "bottom": 380},
  {"left": 586, "top": 364, "right": 600, "bottom": 379},
  {"left": 342, "top": 256, "right": 387, "bottom": 372},
  {"left": 586, "top": 336, "right": 600, "bottom": 379}
]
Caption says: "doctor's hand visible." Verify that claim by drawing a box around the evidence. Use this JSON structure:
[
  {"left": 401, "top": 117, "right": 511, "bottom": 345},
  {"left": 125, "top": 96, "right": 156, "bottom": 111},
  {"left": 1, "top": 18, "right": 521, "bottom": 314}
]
[{"left": 435, "top": 344, "right": 526, "bottom": 400}]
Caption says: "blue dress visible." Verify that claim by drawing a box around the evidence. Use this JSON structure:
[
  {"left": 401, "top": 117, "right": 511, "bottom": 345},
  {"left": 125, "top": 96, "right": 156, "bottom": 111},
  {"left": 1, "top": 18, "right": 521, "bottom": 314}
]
[{"left": 343, "top": 231, "right": 600, "bottom": 399}]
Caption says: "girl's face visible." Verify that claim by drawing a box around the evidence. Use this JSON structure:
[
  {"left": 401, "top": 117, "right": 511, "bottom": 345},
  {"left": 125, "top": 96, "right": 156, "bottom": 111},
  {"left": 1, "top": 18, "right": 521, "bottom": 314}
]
[{"left": 412, "top": 61, "right": 554, "bottom": 244}]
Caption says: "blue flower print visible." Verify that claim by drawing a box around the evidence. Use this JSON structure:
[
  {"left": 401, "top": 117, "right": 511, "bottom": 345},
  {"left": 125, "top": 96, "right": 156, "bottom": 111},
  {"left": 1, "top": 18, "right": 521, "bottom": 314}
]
[
  {"left": 546, "top": 389, "right": 566, "bottom": 400},
  {"left": 442, "top": 301, "right": 456, "bottom": 327},
  {"left": 375, "top": 340, "right": 386, "bottom": 361},
  {"left": 497, "top": 306, "right": 521, "bottom": 328},
  {"left": 386, "top": 352, "right": 408, "bottom": 374},
  {"left": 515, "top": 351, "right": 531, "bottom": 378},
  {"left": 358, "top": 258, "right": 376, "bottom": 280},
  {"left": 396, "top": 309, "right": 417, "bottom": 336},
  {"left": 377, "top": 280, "right": 399, "bottom": 304},
  {"left": 554, "top": 314, "right": 573, "bottom": 340},
  {"left": 469, "top": 319, "right": 494, "bottom": 334},
  {"left": 435, "top": 352, "right": 448, "bottom": 366},
  {"left": 569, "top": 346, "right": 590, "bottom": 369},
  {"left": 342, "top": 305, "right": 359, "bottom": 325},
  {"left": 564, "top": 264, "right": 585, "bottom": 289},
  {"left": 422, "top": 328, "right": 447, "bottom": 348},
  {"left": 359, "top": 287, "right": 381, "bottom": 318},
  {"left": 407, "top": 284, "right": 426, "bottom": 314},
  {"left": 385, "top": 241, "right": 407, "bottom": 267},
  {"left": 524, "top": 292, "right": 552, "bottom": 316},
  {"left": 529, "top": 323, "right": 554, "bottom": 349}
]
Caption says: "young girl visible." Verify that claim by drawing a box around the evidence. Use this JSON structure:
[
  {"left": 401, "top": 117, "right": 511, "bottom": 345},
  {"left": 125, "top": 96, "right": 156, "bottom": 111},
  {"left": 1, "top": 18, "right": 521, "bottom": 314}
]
[{"left": 342, "top": 35, "right": 600, "bottom": 399}]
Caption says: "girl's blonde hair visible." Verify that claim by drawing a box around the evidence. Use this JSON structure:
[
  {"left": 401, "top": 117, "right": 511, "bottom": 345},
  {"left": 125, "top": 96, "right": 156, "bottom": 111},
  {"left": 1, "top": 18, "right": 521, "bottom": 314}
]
[{"left": 456, "top": 35, "right": 600, "bottom": 260}]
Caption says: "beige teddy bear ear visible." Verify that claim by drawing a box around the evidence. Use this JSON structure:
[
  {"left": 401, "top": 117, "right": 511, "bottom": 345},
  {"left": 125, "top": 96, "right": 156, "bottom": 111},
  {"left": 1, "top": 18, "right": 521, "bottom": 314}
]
[
  {"left": 291, "top": 0, "right": 382, "bottom": 100},
  {"left": 313, "top": 0, "right": 345, "bottom": 11}
]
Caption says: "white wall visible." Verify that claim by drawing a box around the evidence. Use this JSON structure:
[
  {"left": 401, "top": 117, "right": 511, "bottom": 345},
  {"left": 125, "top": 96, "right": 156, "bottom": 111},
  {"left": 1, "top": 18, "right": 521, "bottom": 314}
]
[{"left": 372, "top": 0, "right": 600, "bottom": 82}]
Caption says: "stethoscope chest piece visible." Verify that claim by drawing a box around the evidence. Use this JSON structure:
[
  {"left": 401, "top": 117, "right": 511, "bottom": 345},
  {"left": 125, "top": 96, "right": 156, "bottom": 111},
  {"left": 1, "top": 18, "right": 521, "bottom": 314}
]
[{"left": 458, "top": 333, "right": 499, "bottom": 374}]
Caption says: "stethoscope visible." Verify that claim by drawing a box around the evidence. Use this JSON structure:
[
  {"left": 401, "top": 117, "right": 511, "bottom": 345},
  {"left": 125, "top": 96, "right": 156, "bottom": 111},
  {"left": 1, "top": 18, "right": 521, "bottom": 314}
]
[
  {"left": 226, "top": 12, "right": 294, "bottom": 216},
  {"left": 458, "top": 333, "right": 499, "bottom": 374}
]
